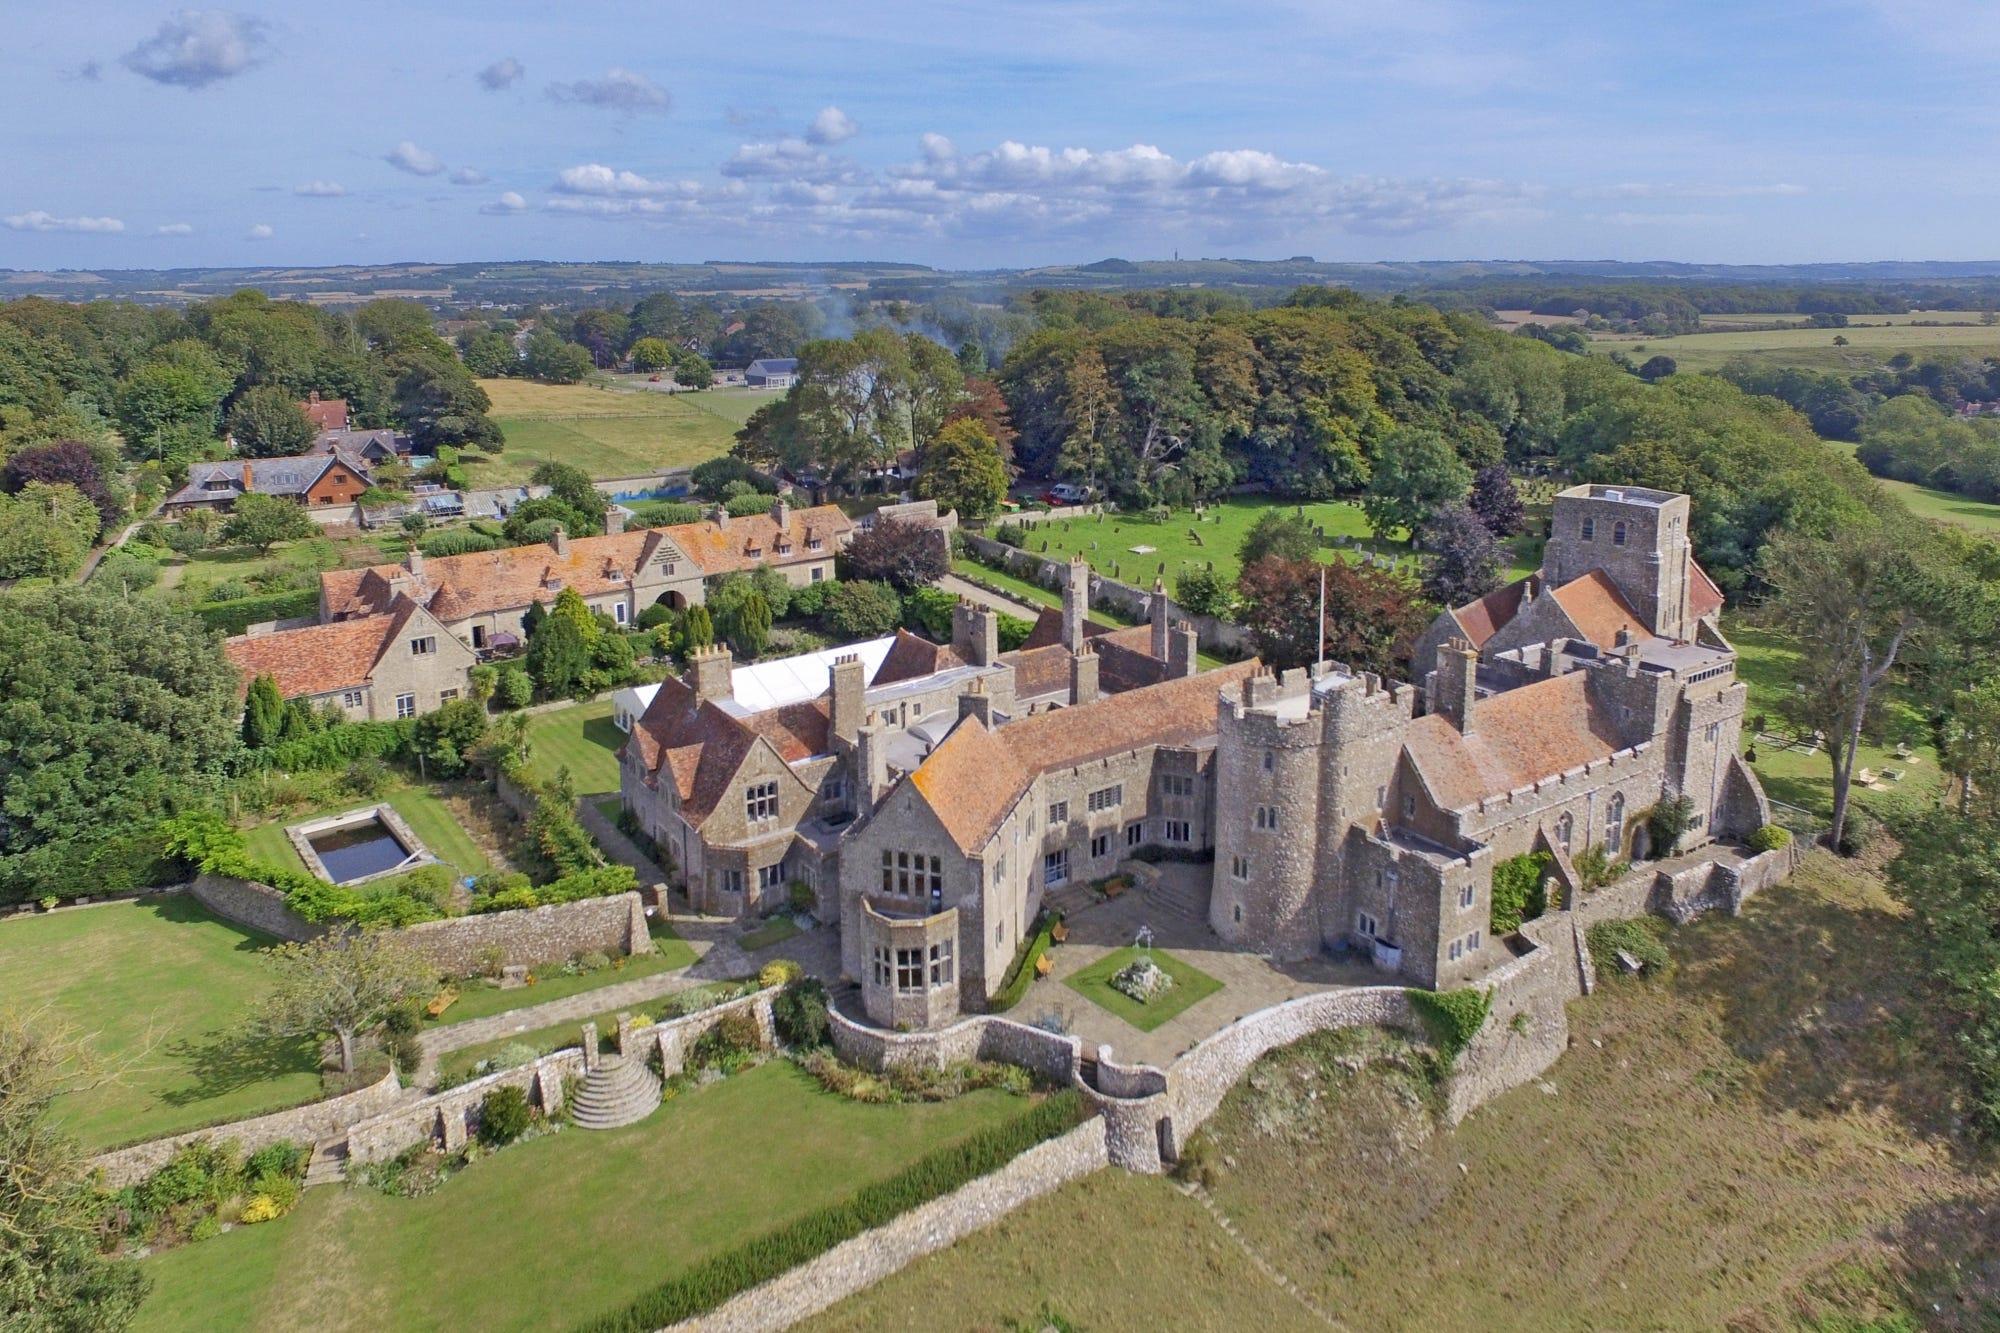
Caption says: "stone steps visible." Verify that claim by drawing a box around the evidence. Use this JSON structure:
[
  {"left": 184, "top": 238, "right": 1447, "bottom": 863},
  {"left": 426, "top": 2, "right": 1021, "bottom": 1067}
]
[
  {"left": 303, "top": 1139, "right": 348, "bottom": 1188},
  {"left": 570, "top": 1055, "right": 662, "bottom": 1130},
  {"left": 1146, "top": 875, "right": 1209, "bottom": 923}
]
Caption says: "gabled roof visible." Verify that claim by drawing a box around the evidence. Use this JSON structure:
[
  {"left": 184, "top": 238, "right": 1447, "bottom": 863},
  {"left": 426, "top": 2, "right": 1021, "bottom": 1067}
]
[
  {"left": 1017, "top": 606, "right": 1114, "bottom": 652},
  {"left": 902, "top": 660, "right": 1262, "bottom": 853},
  {"left": 872, "top": 629, "right": 964, "bottom": 686},
  {"left": 625, "top": 672, "right": 832, "bottom": 826},
  {"left": 1401, "top": 672, "right": 1621, "bottom": 813},
  {"left": 300, "top": 395, "right": 348, "bottom": 432},
  {"left": 172, "top": 452, "right": 369, "bottom": 505},
  {"left": 746, "top": 358, "right": 798, "bottom": 376},
  {"left": 1449, "top": 577, "right": 1532, "bottom": 649},
  {"left": 1546, "top": 570, "right": 1646, "bottom": 650},
  {"left": 223, "top": 600, "right": 419, "bottom": 699},
  {"left": 1688, "top": 557, "right": 1724, "bottom": 623}
]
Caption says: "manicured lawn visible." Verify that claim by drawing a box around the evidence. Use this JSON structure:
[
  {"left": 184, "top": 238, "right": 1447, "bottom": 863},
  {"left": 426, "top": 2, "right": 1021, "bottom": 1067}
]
[
  {"left": 1874, "top": 473, "right": 2000, "bottom": 537},
  {"left": 1063, "top": 946, "right": 1222, "bottom": 1032},
  {"left": 0, "top": 897, "right": 320, "bottom": 1151},
  {"left": 241, "top": 785, "right": 490, "bottom": 881},
  {"left": 740, "top": 915, "right": 801, "bottom": 951},
  {"left": 522, "top": 697, "right": 624, "bottom": 795},
  {"left": 427, "top": 925, "right": 695, "bottom": 1031},
  {"left": 472, "top": 377, "right": 736, "bottom": 487},
  {"left": 134, "top": 1062, "right": 1028, "bottom": 1332}
]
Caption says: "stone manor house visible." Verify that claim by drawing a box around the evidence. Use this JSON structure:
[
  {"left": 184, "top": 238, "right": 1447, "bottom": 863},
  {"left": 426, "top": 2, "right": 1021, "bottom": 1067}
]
[
  {"left": 223, "top": 499, "right": 853, "bottom": 718},
  {"left": 617, "top": 482, "right": 1774, "bottom": 1034}
]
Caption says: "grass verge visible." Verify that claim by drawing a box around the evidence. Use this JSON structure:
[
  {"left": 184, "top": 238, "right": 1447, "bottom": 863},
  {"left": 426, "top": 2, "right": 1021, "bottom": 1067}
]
[{"left": 1062, "top": 946, "right": 1222, "bottom": 1032}]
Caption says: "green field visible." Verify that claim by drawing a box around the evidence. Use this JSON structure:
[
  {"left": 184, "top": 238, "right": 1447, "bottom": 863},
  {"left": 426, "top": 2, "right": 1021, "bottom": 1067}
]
[
  {"left": 1873, "top": 473, "right": 2000, "bottom": 536},
  {"left": 0, "top": 898, "right": 321, "bottom": 1151},
  {"left": 472, "top": 378, "right": 737, "bottom": 487},
  {"left": 521, "top": 697, "right": 624, "bottom": 795},
  {"left": 1590, "top": 315, "right": 2000, "bottom": 374},
  {"left": 241, "top": 785, "right": 491, "bottom": 881},
  {"left": 683, "top": 385, "right": 785, "bottom": 428},
  {"left": 1063, "top": 946, "right": 1223, "bottom": 1032},
  {"left": 987, "top": 496, "right": 1539, "bottom": 591},
  {"left": 135, "top": 1062, "right": 1027, "bottom": 1332},
  {"left": 819, "top": 855, "right": 2000, "bottom": 1330}
]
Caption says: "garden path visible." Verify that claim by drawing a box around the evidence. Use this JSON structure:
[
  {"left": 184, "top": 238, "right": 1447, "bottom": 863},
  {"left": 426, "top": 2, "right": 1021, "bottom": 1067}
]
[{"left": 937, "top": 572, "right": 1044, "bottom": 619}]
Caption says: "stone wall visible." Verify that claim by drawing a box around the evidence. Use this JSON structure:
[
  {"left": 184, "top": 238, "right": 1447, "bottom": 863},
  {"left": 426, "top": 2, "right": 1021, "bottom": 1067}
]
[
  {"left": 681, "top": 1117, "right": 1109, "bottom": 1333},
  {"left": 91, "top": 1070, "right": 401, "bottom": 1187},
  {"left": 397, "top": 892, "right": 650, "bottom": 974},
  {"left": 828, "top": 1006, "right": 1081, "bottom": 1088},
  {"left": 188, "top": 873, "right": 322, "bottom": 942},
  {"left": 959, "top": 532, "right": 1252, "bottom": 656}
]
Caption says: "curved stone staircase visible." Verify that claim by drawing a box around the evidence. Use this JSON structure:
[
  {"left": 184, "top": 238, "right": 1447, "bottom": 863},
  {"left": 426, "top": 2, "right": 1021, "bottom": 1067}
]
[{"left": 570, "top": 1055, "right": 663, "bottom": 1130}]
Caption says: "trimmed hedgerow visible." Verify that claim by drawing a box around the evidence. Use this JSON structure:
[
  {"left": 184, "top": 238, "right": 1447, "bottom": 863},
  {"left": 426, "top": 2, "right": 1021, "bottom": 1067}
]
[
  {"left": 190, "top": 586, "right": 323, "bottom": 636},
  {"left": 575, "top": 1091, "right": 1087, "bottom": 1332},
  {"left": 990, "top": 912, "right": 1059, "bottom": 1012},
  {"left": 1406, "top": 986, "right": 1493, "bottom": 1063}
]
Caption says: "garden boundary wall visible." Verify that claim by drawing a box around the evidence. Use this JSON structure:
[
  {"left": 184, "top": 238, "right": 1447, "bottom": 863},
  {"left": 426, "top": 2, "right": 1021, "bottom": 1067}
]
[
  {"left": 827, "top": 1006, "right": 1083, "bottom": 1088},
  {"left": 90, "top": 1069, "right": 402, "bottom": 1187},
  {"left": 677, "top": 1116, "right": 1109, "bottom": 1333},
  {"left": 959, "top": 531, "right": 1254, "bottom": 656},
  {"left": 187, "top": 874, "right": 649, "bottom": 971}
]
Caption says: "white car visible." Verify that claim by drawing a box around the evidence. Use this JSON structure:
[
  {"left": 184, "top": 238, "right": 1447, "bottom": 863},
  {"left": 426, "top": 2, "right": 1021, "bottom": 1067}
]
[{"left": 1048, "top": 484, "right": 1095, "bottom": 505}]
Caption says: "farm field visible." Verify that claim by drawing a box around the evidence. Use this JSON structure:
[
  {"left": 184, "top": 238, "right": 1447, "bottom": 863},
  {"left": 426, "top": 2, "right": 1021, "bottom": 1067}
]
[
  {"left": 241, "top": 784, "right": 492, "bottom": 882},
  {"left": 134, "top": 1062, "right": 1029, "bottom": 1333},
  {"left": 471, "top": 378, "right": 737, "bottom": 487},
  {"left": 1588, "top": 318, "right": 2000, "bottom": 373},
  {"left": 817, "top": 855, "right": 2000, "bottom": 1331},
  {"left": 0, "top": 897, "right": 321, "bottom": 1151},
  {"left": 1874, "top": 473, "right": 2000, "bottom": 537},
  {"left": 681, "top": 384, "right": 785, "bottom": 428}
]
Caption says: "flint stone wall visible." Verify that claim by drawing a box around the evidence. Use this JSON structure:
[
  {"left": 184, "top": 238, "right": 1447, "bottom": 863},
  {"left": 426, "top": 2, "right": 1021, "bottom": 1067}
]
[
  {"left": 396, "top": 892, "right": 650, "bottom": 973},
  {"left": 828, "top": 1005, "right": 1081, "bottom": 1087},
  {"left": 679, "top": 1117, "right": 1109, "bottom": 1333},
  {"left": 90, "top": 1069, "right": 401, "bottom": 1187},
  {"left": 188, "top": 873, "right": 322, "bottom": 942}
]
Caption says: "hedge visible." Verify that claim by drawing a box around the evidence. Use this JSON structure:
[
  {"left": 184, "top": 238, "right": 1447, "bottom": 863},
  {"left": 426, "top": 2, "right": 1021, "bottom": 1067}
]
[
  {"left": 241, "top": 719, "right": 417, "bottom": 772},
  {"left": 191, "top": 587, "right": 322, "bottom": 636},
  {"left": 989, "top": 914, "right": 1057, "bottom": 1012},
  {"left": 576, "top": 1090, "right": 1087, "bottom": 1331}
]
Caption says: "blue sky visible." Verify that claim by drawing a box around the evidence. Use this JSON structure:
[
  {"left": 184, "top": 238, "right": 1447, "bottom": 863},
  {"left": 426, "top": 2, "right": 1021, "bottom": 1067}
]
[{"left": 3, "top": 1, "right": 1997, "bottom": 269}]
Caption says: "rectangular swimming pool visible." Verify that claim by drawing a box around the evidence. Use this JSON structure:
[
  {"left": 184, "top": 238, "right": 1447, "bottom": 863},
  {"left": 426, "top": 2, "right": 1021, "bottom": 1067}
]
[{"left": 307, "top": 816, "right": 413, "bottom": 885}]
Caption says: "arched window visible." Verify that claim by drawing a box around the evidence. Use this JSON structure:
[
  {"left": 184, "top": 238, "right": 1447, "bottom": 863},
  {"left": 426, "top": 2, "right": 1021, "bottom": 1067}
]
[
  {"left": 1612, "top": 520, "right": 1628, "bottom": 546},
  {"left": 1606, "top": 794, "right": 1625, "bottom": 854},
  {"left": 1580, "top": 517, "right": 1596, "bottom": 542},
  {"left": 1555, "top": 811, "right": 1574, "bottom": 853}
]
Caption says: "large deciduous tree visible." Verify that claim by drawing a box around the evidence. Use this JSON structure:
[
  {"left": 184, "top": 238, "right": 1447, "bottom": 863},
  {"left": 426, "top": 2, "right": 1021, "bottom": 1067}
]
[
  {"left": 1, "top": 440, "right": 125, "bottom": 535},
  {"left": 1466, "top": 464, "right": 1526, "bottom": 537},
  {"left": 1418, "top": 503, "right": 1504, "bottom": 608},
  {"left": 1362, "top": 427, "right": 1472, "bottom": 539},
  {"left": 839, "top": 516, "right": 948, "bottom": 591},
  {"left": 0, "top": 587, "right": 241, "bottom": 899},
  {"left": 226, "top": 385, "right": 317, "bottom": 457},
  {"left": 1235, "top": 556, "right": 1427, "bottom": 677},
  {"left": 916, "top": 417, "right": 1009, "bottom": 521},
  {"left": 0, "top": 483, "right": 100, "bottom": 580},
  {"left": 260, "top": 932, "right": 437, "bottom": 1075},
  {"left": 222, "top": 492, "right": 313, "bottom": 554}
]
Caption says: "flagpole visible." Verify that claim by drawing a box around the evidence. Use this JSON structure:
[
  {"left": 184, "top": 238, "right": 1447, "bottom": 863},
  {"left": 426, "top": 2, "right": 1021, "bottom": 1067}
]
[{"left": 1317, "top": 562, "right": 1326, "bottom": 666}]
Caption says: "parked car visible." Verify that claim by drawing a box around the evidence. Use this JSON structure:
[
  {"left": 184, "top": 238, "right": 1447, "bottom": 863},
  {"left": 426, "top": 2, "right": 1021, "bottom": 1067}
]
[{"left": 1046, "top": 483, "right": 1095, "bottom": 505}]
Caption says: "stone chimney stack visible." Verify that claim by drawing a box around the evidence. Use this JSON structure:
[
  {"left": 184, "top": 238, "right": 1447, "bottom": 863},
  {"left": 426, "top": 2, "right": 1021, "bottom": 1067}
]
[
  {"left": 604, "top": 504, "right": 623, "bottom": 537},
  {"left": 711, "top": 504, "right": 730, "bottom": 531},
  {"left": 856, "top": 723, "right": 889, "bottom": 816},
  {"left": 1150, "top": 576, "right": 1171, "bottom": 661},
  {"left": 1430, "top": 637, "right": 1478, "bottom": 734},
  {"left": 951, "top": 599, "right": 999, "bottom": 667},
  {"left": 829, "top": 653, "right": 864, "bottom": 745},
  {"left": 240, "top": 460, "right": 254, "bottom": 490},
  {"left": 958, "top": 676, "right": 994, "bottom": 727},
  {"left": 1069, "top": 642, "right": 1100, "bottom": 706},
  {"left": 550, "top": 525, "right": 569, "bottom": 557},
  {"left": 1168, "top": 622, "right": 1198, "bottom": 678},
  {"left": 1061, "top": 555, "right": 1089, "bottom": 651},
  {"left": 405, "top": 548, "right": 424, "bottom": 577},
  {"left": 771, "top": 497, "right": 790, "bottom": 528},
  {"left": 689, "top": 643, "right": 734, "bottom": 706}
]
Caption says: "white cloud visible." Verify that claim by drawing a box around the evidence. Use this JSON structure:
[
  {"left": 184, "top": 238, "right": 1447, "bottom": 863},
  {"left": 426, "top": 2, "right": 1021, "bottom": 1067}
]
[
  {"left": 806, "top": 105, "right": 858, "bottom": 145},
  {"left": 480, "top": 191, "right": 527, "bottom": 215},
  {"left": 553, "top": 164, "right": 679, "bottom": 196},
  {"left": 477, "top": 56, "right": 523, "bottom": 91},
  {"left": 384, "top": 141, "right": 445, "bottom": 176},
  {"left": 4, "top": 211, "right": 125, "bottom": 234},
  {"left": 1585, "top": 181, "right": 1807, "bottom": 200},
  {"left": 545, "top": 67, "right": 670, "bottom": 113},
  {"left": 722, "top": 138, "right": 842, "bottom": 181},
  {"left": 294, "top": 179, "right": 345, "bottom": 197},
  {"left": 919, "top": 133, "right": 956, "bottom": 165},
  {"left": 122, "top": 10, "right": 271, "bottom": 89},
  {"left": 154, "top": 222, "right": 194, "bottom": 236},
  {"left": 246, "top": 222, "right": 273, "bottom": 239},
  {"left": 450, "top": 167, "right": 488, "bottom": 186}
]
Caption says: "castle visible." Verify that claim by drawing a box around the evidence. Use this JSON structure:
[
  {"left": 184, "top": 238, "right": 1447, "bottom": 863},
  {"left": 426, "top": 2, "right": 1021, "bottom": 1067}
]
[{"left": 621, "top": 483, "right": 1775, "bottom": 1029}]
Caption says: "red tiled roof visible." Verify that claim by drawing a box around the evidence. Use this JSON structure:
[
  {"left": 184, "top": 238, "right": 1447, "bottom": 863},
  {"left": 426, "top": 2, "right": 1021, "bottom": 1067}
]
[
  {"left": 872, "top": 629, "right": 963, "bottom": 686},
  {"left": 909, "top": 718, "right": 1031, "bottom": 853},
  {"left": 625, "top": 673, "right": 831, "bottom": 826},
  {"left": 1451, "top": 578, "right": 1531, "bottom": 649},
  {"left": 1547, "top": 570, "right": 1646, "bottom": 650},
  {"left": 1402, "top": 672, "right": 1621, "bottom": 812},
  {"left": 1687, "top": 556, "right": 1724, "bottom": 623},
  {"left": 1018, "top": 606, "right": 1114, "bottom": 651},
  {"left": 1001, "top": 643, "right": 1073, "bottom": 700},
  {"left": 223, "top": 602, "right": 415, "bottom": 699},
  {"left": 321, "top": 506, "right": 853, "bottom": 624},
  {"left": 300, "top": 396, "right": 349, "bottom": 432}
]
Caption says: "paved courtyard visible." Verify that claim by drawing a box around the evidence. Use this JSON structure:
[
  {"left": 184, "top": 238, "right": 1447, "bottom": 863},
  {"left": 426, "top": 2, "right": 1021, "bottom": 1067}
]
[{"left": 1018, "top": 863, "right": 1383, "bottom": 1066}]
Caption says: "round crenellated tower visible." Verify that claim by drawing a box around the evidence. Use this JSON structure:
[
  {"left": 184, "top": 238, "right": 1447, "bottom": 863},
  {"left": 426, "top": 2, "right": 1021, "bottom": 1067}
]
[{"left": 1209, "top": 669, "right": 1327, "bottom": 960}]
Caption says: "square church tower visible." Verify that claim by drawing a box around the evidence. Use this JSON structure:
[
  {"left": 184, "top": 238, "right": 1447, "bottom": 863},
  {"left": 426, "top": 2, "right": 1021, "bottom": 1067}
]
[{"left": 1540, "top": 484, "right": 1693, "bottom": 640}]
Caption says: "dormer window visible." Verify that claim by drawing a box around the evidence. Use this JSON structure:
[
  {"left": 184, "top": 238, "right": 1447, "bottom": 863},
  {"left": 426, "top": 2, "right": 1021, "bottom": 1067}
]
[{"left": 806, "top": 535, "right": 823, "bottom": 551}]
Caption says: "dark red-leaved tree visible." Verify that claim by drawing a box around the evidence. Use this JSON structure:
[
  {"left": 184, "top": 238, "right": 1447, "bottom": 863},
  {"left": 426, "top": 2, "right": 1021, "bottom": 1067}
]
[
  {"left": 1235, "top": 556, "right": 1428, "bottom": 678},
  {"left": 1, "top": 441, "right": 121, "bottom": 535},
  {"left": 839, "top": 516, "right": 949, "bottom": 591},
  {"left": 1467, "top": 464, "right": 1525, "bottom": 538},
  {"left": 1418, "top": 502, "right": 1504, "bottom": 609}
]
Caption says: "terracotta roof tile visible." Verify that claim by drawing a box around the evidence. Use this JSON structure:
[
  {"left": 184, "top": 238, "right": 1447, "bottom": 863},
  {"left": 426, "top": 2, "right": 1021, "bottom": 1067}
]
[
  {"left": 872, "top": 629, "right": 963, "bottom": 686},
  {"left": 1548, "top": 570, "right": 1646, "bottom": 650},
  {"left": 300, "top": 396, "right": 349, "bottom": 431},
  {"left": 625, "top": 673, "right": 832, "bottom": 826},
  {"left": 909, "top": 718, "right": 1031, "bottom": 853},
  {"left": 1018, "top": 606, "right": 1114, "bottom": 651},
  {"left": 1001, "top": 643, "right": 1073, "bottom": 700},
  {"left": 223, "top": 603, "right": 414, "bottom": 698},
  {"left": 999, "top": 660, "right": 1260, "bottom": 776},
  {"left": 1402, "top": 672, "right": 1621, "bottom": 812},
  {"left": 1687, "top": 556, "right": 1724, "bottom": 622},
  {"left": 1451, "top": 578, "right": 1531, "bottom": 648}
]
